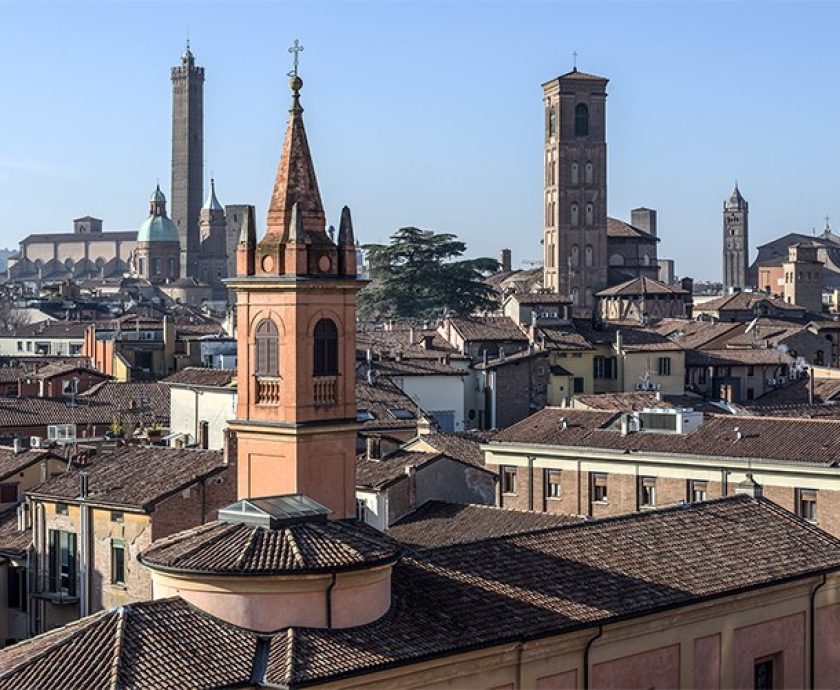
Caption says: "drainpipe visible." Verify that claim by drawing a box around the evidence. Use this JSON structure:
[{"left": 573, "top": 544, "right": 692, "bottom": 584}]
[
  {"left": 527, "top": 456, "right": 535, "bottom": 511},
  {"left": 79, "top": 472, "right": 90, "bottom": 618},
  {"left": 583, "top": 626, "right": 603, "bottom": 690},
  {"left": 325, "top": 571, "right": 337, "bottom": 628},
  {"left": 809, "top": 573, "right": 827, "bottom": 689}
]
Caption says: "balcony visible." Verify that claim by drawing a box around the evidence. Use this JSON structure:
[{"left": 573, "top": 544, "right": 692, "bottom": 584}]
[
  {"left": 313, "top": 376, "right": 338, "bottom": 406},
  {"left": 255, "top": 377, "right": 282, "bottom": 405}
]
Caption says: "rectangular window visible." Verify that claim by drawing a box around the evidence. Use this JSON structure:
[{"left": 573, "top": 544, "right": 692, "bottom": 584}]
[
  {"left": 501, "top": 466, "right": 517, "bottom": 495},
  {"left": 55, "top": 503, "right": 68, "bottom": 516},
  {"left": 7, "top": 566, "right": 26, "bottom": 611},
  {"left": 545, "top": 469, "right": 562, "bottom": 499},
  {"left": 754, "top": 656, "right": 777, "bottom": 690},
  {"left": 594, "top": 356, "right": 617, "bottom": 380},
  {"left": 747, "top": 365, "right": 755, "bottom": 377},
  {"left": 639, "top": 476, "right": 656, "bottom": 508},
  {"left": 48, "top": 529, "right": 77, "bottom": 595},
  {"left": 698, "top": 368, "right": 707, "bottom": 385},
  {"left": 0, "top": 483, "right": 17, "bottom": 503},
  {"left": 658, "top": 357, "right": 672, "bottom": 376},
  {"left": 796, "top": 488, "right": 817, "bottom": 522},
  {"left": 573, "top": 377, "right": 584, "bottom": 393},
  {"left": 111, "top": 540, "right": 125, "bottom": 585},
  {"left": 747, "top": 388, "right": 755, "bottom": 401},
  {"left": 152, "top": 258, "right": 161, "bottom": 275},
  {"left": 110, "top": 511, "right": 124, "bottom": 523},
  {"left": 688, "top": 480, "right": 707, "bottom": 503},
  {"left": 591, "top": 473, "right": 608, "bottom": 502},
  {"left": 16, "top": 341, "right": 22, "bottom": 352}
]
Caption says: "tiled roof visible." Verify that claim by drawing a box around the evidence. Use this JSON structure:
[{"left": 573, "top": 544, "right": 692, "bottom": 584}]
[
  {"left": 0, "top": 508, "right": 30, "bottom": 558},
  {"left": 163, "top": 367, "right": 236, "bottom": 388},
  {"left": 27, "top": 447, "right": 226, "bottom": 510},
  {"left": 0, "top": 320, "right": 89, "bottom": 339},
  {"left": 597, "top": 276, "right": 686, "bottom": 297},
  {"left": 405, "top": 430, "right": 494, "bottom": 468},
  {"left": 261, "top": 497, "right": 840, "bottom": 686},
  {"left": 356, "top": 378, "right": 424, "bottom": 431},
  {"left": 30, "top": 362, "right": 106, "bottom": 380},
  {"left": 654, "top": 319, "right": 742, "bottom": 349},
  {"left": 573, "top": 393, "right": 727, "bottom": 415},
  {"left": 606, "top": 217, "right": 658, "bottom": 240},
  {"left": 492, "top": 406, "right": 840, "bottom": 466},
  {"left": 554, "top": 68, "right": 608, "bottom": 82},
  {"left": 536, "top": 325, "right": 594, "bottom": 351},
  {"left": 356, "top": 451, "right": 442, "bottom": 490},
  {"left": 77, "top": 381, "right": 170, "bottom": 422},
  {"left": 388, "top": 501, "right": 580, "bottom": 548},
  {"left": 369, "top": 358, "right": 466, "bottom": 377},
  {"left": 746, "top": 377, "right": 840, "bottom": 409},
  {"left": 473, "top": 349, "right": 549, "bottom": 370},
  {"left": 140, "top": 519, "right": 400, "bottom": 575},
  {"left": 572, "top": 319, "right": 684, "bottom": 352},
  {"left": 447, "top": 317, "right": 527, "bottom": 343},
  {"left": 0, "top": 598, "right": 256, "bottom": 690},
  {"left": 0, "top": 448, "right": 54, "bottom": 483},
  {"left": 21, "top": 230, "right": 136, "bottom": 243},
  {"left": 0, "top": 396, "right": 156, "bottom": 431},
  {"left": 695, "top": 292, "right": 804, "bottom": 314},
  {"left": 356, "top": 328, "right": 460, "bottom": 361},
  {"left": 5, "top": 498, "right": 840, "bottom": 687},
  {"left": 685, "top": 348, "right": 795, "bottom": 367}
]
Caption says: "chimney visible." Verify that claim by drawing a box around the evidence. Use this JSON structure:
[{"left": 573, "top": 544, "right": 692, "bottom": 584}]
[
  {"left": 735, "top": 472, "right": 763, "bottom": 499},
  {"left": 559, "top": 417, "right": 568, "bottom": 431},
  {"left": 734, "top": 426, "right": 742, "bottom": 442},
  {"left": 422, "top": 334, "right": 434, "bottom": 350},
  {"left": 416, "top": 416, "right": 435, "bottom": 436},
  {"left": 809, "top": 371, "right": 815, "bottom": 405},
  {"left": 500, "top": 248, "right": 512, "bottom": 273},
  {"left": 631, "top": 208, "right": 657, "bottom": 237},
  {"left": 222, "top": 428, "right": 236, "bottom": 466},
  {"left": 620, "top": 414, "right": 629, "bottom": 436},
  {"left": 409, "top": 327, "right": 416, "bottom": 345},
  {"left": 615, "top": 329, "right": 624, "bottom": 354},
  {"left": 12, "top": 436, "right": 22, "bottom": 455},
  {"left": 79, "top": 471, "right": 89, "bottom": 499}
]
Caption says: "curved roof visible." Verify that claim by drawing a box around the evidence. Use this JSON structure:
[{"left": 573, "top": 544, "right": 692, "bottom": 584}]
[
  {"left": 137, "top": 215, "right": 179, "bottom": 243},
  {"left": 139, "top": 518, "right": 400, "bottom": 576}
]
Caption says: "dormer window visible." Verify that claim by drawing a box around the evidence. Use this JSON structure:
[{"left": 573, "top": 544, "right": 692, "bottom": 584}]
[{"left": 387, "top": 407, "right": 414, "bottom": 420}]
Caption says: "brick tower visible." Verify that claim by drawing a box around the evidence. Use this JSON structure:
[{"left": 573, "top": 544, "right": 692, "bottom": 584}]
[
  {"left": 723, "top": 183, "right": 749, "bottom": 290},
  {"left": 227, "top": 70, "right": 362, "bottom": 518},
  {"left": 542, "top": 67, "right": 609, "bottom": 308},
  {"left": 170, "top": 42, "right": 204, "bottom": 279},
  {"left": 198, "top": 179, "right": 229, "bottom": 297}
]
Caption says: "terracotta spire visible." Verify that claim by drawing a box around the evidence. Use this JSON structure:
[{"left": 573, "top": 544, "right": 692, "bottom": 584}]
[{"left": 264, "top": 74, "right": 325, "bottom": 243}]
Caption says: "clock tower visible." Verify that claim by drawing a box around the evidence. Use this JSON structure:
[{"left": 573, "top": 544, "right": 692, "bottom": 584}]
[{"left": 723, "top": 183, "right": 749, "bottom": 290}]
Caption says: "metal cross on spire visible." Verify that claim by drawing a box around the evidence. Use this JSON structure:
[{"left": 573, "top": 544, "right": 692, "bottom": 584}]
[
  {"left": 572, "top": 51, "right": 578, "bottom": 69},
  {"left": 288, "top": 39, "right": 304, "bottom": 77}
]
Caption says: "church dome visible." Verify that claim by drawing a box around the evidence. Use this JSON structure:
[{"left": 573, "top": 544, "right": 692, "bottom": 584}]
[
  {"left": 138, "top": 185, "right": 179, "bottom": 243},
  {"left": 137, "top": 215, "right": 179, "bottom": 243}
]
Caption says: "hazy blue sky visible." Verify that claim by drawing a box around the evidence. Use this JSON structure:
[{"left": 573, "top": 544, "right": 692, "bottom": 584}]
[{"left": 2, "top": 1, "right": 839, "bottom": 280}]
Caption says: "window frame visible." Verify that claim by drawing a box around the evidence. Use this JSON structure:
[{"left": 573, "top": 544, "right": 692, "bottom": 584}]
[
  {"left": 501, "top": 466, "right": 517, "bottom": 495},
  {"left": 796, "top": 488, "right": 817, "bottom": 522},
  {"left": 111, "top": 539, "right": 126, "bottom": 585},
  {"left": 545, "top": 469, "right": 562, "bottom": 500},
  {"left": 638, "top": 476, "right": 657, "bottom": 508},
  {"left": 687, "top": 479, "right": 708, "bottom": 503},
  {"left": 574, "top": 103, "right": 589, "bottom": 137},
  {"left": 254, "top": 319, "right": 280, "bottom": 377},
  {"left": 313, "top": 318, "right": 339, "bottom": 377},
  {"left": 658, "top": 356, "right": 672, "bottom": 377},
  {"left": 591, "top": 473, "right": 608, "bottom": 503}
]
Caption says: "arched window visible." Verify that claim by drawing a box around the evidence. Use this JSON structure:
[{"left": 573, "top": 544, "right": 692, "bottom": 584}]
[
  {"left": 584, "top": 289, "right": 594, "bottom": 307},
  {"left": 584, "top": 245, "right": 593, "bottom": 267},
  {"left": 571, "top": 163, "right": 579, "bottom": 185},
  {"left": 547, "top": 108, "right": 556, "bottom": 138},
  {"left": 585, "top": 162, "right": 593, "bottom": 184},
  {"left": 585, "top": 203, "right": 594, "bottom": 225},
  {"left": 255, "top": 319, "right": 279, "bottom": 377},
  {"left": 575, "top": 103, "right": 589, "bottom": 137},
  {"left": 571, "top": 204, "right": 579, "bottom": 226},
  {"left": 570, "top": 245, "right": 580, "bottom": 267},
  {"left": 313, "top": 319, "right": 339, "bottom": 377},
  {"left": 571, "top": 287, "right": 580, "bottom": 305}
]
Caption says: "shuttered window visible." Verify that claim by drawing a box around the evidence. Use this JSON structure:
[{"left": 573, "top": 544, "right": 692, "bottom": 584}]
[
  {"left": 255, "top": 319, "right": 279, "bottom": 377},
  {"left": 313, "top": 319, "right": 339, "bottom": 376}
]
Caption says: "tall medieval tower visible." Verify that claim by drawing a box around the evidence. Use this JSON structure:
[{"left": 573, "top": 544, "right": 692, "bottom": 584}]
[
  {"left": 171, "top": 42, "right": 204, "bottom": 280},
  {"left": 723, "top": 183, "right": 749, "bottom": 290},
  {"left": 227, "top": 68, "right": 362, "bottom": 519},
  {"left": 542, "top": 68, "right": 609, "bottom": 307}
]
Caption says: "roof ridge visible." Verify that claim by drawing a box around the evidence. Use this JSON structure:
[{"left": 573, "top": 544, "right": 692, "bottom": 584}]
[
  {"left": 108, "top": 606, "right": 127, "bottom": 690},
  {"left": 236, "top": 526, "right": 263, "bottom": 571},
  {"left": 285, "top": 526, "right": 306, "bottom": 569},
  {"left": 141, "top": 521, "right": 229, "bottom": 567}
]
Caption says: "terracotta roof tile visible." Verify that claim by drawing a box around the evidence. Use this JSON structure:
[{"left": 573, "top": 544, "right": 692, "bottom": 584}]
[
  {"left": 597, "top": 276, "right": 686, "bottom": 297},
  {"left": 405, "top": 431, "right": 494, "bottom": 468},
  {"left": 447, "top": 317, "right": 527, "bottom": 343},
  {"left": 28, "top": 447, "right": 226, "bottom": 510},
  {"left": 140, "top": 519, "right": 400, "bottom": 575},
  {"left": 0, "top": 508, "right": 30, "bottom": 558},
  {"left": 388, "top": 501, "right": 580, "bottom": 548},
  {"left": 492, "top": 407, "right": 840, "bottom": 466},
  {"left": 356, "top": 451, "right": 442, "bottom": 490},
  {"left": 163, "top": 367, "right": 236, "bottom": 388}
]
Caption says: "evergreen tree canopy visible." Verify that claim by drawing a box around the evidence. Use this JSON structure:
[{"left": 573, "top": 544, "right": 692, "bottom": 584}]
[{"left": 358, "top": 227, "right": 499, "bottom": 321}]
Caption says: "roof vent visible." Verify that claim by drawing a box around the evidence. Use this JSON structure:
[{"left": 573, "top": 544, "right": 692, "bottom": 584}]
[
  {"left": 218, "top": 494, "right": 330, "bottom": 529},
  {"left": 734, "top": 426, "right": 742, "bottom": 441}
]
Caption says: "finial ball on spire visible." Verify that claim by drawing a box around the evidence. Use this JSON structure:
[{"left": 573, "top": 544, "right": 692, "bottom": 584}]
[{"left": 289, "top": 74, "right": 303, "bottom": 93}]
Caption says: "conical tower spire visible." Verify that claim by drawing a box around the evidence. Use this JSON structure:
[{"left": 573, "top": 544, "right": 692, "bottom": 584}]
[
  {"left": 264, "top": 72, "right": 325, "bottom": 243},
  {"left": 203, "top": 178, "right": 223, "bottom": 211}
]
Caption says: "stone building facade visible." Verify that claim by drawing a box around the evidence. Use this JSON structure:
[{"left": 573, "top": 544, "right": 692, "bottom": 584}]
[
  {"left": 783, "top": 244, "right": 824, "bottom": 312},
  {"left": 542, "top": 68, "right": 609, "bottom": 307},
  {"left": 197, "top": 180, "right": 228, "bottom": 297},
  {"left": 723, "top": 183, "right": 749, "bottom": 289},
  {"left": 170, "top": 43, "right": 204, "bottom": 279}
]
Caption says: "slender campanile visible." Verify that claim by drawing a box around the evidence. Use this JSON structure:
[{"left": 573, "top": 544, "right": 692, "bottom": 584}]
[{"left": 227, "top": 70, "right": 363, "bottom": 519}]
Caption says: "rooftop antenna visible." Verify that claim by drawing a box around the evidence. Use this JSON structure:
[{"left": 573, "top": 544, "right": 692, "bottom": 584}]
[
  {"left": 572, "top": 50, "right": 578, "bottom": 71},
  {"left": 288, "top": 38, "right": 304, "bottom": 78}
]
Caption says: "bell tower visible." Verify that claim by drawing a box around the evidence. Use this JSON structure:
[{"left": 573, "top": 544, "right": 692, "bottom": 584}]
[
  {"left": 227, "top": 64, "right": 362, "bottom": 519},
  {"left": 723, "top": 183, "right": 749, "bottom": 290}
]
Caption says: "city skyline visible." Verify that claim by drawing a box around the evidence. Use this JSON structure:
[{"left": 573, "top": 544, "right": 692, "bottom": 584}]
[{"left": 3, "top": 1, "right": 840, "bottom": 280}]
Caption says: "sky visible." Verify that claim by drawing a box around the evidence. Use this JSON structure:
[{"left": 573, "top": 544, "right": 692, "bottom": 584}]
[{"left": 2, "top": 1, "right": 840, "bottom": 281}]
